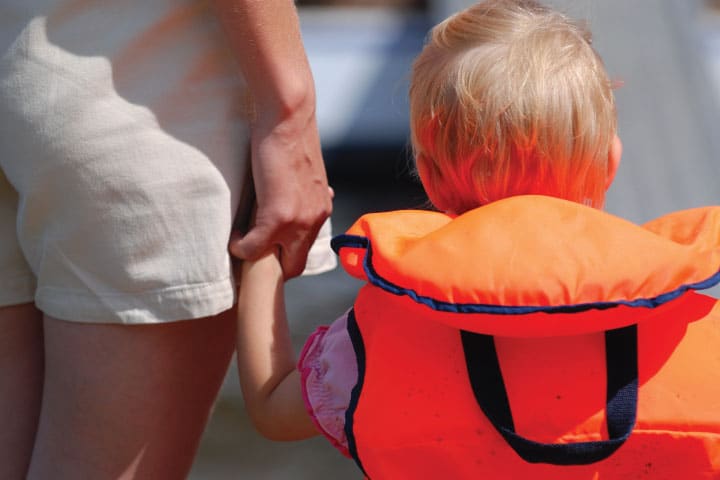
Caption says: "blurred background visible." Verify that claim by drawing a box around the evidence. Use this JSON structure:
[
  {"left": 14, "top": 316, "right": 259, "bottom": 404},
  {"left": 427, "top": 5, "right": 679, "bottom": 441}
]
[{"left": 190, "top": 0, "right": 720, "bottom": 477}]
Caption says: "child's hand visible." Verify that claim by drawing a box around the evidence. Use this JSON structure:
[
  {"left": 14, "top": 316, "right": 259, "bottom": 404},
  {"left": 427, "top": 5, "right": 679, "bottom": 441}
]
[{"left": 232, "top": 235, "right": 281, "bottom": 285}]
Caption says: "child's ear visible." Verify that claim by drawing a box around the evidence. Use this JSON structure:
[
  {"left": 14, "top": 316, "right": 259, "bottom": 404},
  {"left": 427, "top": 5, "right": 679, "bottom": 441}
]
[{"left": 605, "top": 134, "right": 622, "bottom": 190}]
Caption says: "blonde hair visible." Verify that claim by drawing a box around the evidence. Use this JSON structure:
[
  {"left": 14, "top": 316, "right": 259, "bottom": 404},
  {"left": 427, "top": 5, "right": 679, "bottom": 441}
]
[{"left": 409, "top": 0, "right": 617, "bottom": 213}]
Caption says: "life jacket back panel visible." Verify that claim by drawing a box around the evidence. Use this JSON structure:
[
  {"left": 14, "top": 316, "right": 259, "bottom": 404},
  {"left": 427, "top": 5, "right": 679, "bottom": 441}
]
[{"left": 348, "top": 287, "right": 720, "bottom": 479}]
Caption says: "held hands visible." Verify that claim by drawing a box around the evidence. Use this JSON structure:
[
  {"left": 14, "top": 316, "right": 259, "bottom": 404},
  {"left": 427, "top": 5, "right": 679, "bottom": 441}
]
[{"left": 229, "top": 102, "right": 332, "bottom": 280}]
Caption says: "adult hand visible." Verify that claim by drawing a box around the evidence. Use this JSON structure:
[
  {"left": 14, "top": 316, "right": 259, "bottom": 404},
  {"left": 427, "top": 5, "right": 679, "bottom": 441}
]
[{"left": 229, "top": 105, "right": 332, "bottom": 279}]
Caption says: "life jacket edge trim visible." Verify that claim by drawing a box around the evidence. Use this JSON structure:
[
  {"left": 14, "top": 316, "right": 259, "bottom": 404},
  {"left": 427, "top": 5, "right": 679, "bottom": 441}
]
[{"left": 344, "top": 308, "right": 370, "bottom": 478}]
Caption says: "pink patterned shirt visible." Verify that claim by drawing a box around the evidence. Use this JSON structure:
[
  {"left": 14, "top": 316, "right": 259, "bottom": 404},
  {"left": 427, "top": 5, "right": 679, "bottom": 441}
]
[{"left": 298, "top": 310, "right": 357, "bottom": 456}]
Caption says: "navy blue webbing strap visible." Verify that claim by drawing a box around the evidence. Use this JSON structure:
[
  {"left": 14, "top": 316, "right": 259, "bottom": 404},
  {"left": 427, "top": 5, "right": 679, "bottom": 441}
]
[{"left": 460, "top": 325, "right": 638, "bottom": 465}]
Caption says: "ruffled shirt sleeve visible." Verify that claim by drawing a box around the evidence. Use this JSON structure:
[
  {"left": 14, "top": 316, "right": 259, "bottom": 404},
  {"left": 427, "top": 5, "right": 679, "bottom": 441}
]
[{"left": 298, "top": 310, "right": 357, "bottom": 457}]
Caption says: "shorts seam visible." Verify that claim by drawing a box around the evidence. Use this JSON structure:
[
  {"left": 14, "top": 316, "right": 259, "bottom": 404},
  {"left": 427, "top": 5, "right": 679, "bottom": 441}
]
[
  {"left": 35, "top": 276, "right": 233, "bottom": 299},
  {"left": 35, "top": 276, "right": 236, "bottom": 324}
]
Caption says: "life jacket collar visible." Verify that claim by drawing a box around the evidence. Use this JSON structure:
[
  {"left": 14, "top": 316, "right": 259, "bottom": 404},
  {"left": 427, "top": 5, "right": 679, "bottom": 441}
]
[{"left": 332, "top": 195, "right": 720, "bottom": 336}]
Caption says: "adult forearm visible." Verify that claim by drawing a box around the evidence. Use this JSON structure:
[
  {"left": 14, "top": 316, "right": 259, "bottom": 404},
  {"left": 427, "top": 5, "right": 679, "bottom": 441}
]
[{"left": 210, "top": 0, "right": 316, "bottom": 123}]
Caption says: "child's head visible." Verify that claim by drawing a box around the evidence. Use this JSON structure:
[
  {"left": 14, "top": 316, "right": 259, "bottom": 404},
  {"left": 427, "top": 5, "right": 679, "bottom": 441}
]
[{"left": 409, "top": 0, "right": 619, "bottom": 214}]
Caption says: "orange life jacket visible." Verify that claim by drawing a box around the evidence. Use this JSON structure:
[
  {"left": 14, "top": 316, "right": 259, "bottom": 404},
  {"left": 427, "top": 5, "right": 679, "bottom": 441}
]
[{"left": 332, "top": 195, "right": 720, "bottom": 480}]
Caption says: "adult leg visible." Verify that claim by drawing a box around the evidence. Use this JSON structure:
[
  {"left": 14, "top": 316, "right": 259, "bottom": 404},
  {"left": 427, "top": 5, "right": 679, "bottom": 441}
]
[
  {"left": 0, "top": 303, "right": 44, "bottom": 479},
  {"left": 27, "top": 308, "right": 236, "bottom": 480}
]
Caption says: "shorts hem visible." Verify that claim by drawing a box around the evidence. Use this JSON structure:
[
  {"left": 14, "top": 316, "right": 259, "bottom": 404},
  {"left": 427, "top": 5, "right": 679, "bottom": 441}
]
[{"left": 35, "top": 276, "right": 236, "bottom": 325}]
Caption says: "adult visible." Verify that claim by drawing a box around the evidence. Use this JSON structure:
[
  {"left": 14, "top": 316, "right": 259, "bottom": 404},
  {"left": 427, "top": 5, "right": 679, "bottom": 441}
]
[{"left": 0, "top": 0, "right": 332, "bottom": 477}]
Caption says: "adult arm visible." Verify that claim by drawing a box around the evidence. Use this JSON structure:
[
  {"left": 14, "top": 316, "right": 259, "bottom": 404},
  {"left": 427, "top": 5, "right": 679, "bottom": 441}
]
[
  {"left": 210, "top": 0, "right": 332, "bottom": 278},
  {"left": 235, "top": 251, "right": 319, "bottom": 440}
]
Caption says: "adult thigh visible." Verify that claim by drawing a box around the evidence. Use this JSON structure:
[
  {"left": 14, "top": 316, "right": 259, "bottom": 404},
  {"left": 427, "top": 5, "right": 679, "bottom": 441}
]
[
  {"left": 0, "top": 303, "right": 43, "bottom": 479},
  {"left": 28, "top": 309, "right": 236, "bottom": 480}
]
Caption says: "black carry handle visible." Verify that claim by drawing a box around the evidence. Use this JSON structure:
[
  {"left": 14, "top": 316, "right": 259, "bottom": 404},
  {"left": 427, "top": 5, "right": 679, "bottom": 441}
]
[{"left": 460, "top": 325, "right": 638, "bottom": 465}]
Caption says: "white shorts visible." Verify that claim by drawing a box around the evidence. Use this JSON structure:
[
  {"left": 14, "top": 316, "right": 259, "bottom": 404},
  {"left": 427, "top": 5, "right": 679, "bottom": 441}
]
[{"left": 0, "top": 9, "right": 335, "bottom": 324}]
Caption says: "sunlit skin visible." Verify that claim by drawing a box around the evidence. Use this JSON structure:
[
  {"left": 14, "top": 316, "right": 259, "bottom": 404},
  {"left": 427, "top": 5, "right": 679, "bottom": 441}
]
[
  {"left": 213, "top": 0, "right": 333, "bottom": 279},
  {"left": 233, "top": 0, "right": 625, "bottom": 443}
]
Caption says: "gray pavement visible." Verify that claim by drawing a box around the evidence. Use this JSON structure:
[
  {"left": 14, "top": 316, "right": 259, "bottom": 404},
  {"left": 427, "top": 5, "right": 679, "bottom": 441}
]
[{"left": 190, "top": 1, "right": 720, "bottom": 478}]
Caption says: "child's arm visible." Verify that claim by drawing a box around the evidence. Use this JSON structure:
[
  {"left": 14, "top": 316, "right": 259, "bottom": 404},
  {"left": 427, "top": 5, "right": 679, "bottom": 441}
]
[{"left": 235, "top": 251, "right": 319, "bottom": 441}]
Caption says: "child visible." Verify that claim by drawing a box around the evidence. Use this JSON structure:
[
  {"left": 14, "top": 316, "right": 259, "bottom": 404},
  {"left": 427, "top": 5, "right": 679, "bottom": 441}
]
[{"left": 236, "top": 1, "right": 720, "bottom": 478}]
